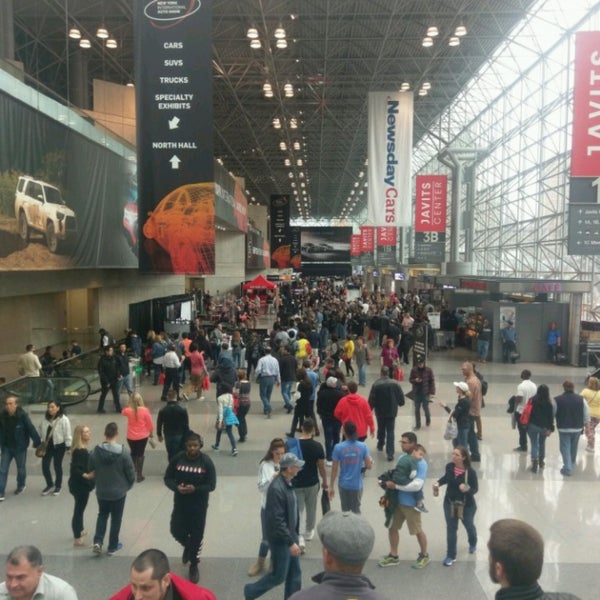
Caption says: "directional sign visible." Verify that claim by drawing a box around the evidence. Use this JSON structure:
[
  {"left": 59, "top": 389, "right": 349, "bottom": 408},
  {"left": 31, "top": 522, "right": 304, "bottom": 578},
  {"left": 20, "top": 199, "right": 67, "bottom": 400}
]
[{"left": 568, "top": 203, "right": 600, "bottom": 255}]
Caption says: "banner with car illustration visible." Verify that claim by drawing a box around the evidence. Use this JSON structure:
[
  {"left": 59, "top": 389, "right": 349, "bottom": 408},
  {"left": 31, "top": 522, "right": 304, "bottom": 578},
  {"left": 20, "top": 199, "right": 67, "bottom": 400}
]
[{"left": 0, "top": 89, "right": 137, "bottom": 270}]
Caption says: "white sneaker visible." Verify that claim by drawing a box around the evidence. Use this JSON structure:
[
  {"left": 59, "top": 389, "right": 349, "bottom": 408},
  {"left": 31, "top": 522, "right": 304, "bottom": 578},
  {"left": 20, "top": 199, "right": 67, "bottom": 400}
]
[
  {"left": 304, "top": 529, "right": 314, "bottom": 541},
  {"left": 299, "top": 536, "right": 305, "bottom": 552}
]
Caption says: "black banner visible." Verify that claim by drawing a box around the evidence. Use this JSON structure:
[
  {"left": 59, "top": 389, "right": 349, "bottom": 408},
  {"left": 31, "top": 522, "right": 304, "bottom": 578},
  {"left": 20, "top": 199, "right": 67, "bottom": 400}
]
[
  {"left": 246, "top": 227, "right": 269, "bottom": 269},
  {"left": 270, "top": 195, "right": 298, "bottom": 269},
  {"left": 135, "top": 0, "right": 215, "bottom": 274}
]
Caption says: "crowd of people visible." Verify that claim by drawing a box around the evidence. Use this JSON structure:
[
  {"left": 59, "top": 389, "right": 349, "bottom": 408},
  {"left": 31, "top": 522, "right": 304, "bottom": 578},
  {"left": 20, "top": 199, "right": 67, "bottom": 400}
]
[{"left": 0, "top": 277, "right": 589, "bottom": 600}]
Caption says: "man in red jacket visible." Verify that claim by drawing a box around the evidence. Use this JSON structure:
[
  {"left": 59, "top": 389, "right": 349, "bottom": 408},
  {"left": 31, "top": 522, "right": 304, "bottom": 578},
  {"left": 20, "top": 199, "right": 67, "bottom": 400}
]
[
  {"left": 333, "top": 381, "right": 375, "bottom": 441},
  {"left": 110, "top": 548, "right": 216, "bottom": 600}
]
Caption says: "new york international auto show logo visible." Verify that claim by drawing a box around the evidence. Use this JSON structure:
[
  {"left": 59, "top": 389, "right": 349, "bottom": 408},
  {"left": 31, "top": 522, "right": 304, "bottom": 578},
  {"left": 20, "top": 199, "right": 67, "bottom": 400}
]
[{"left": 144, "top": 0, "right": 201, "bottom": 26}]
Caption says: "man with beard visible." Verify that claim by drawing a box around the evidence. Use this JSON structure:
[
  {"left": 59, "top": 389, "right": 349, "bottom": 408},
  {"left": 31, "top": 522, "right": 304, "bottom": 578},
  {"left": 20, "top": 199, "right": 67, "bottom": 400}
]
[{"left": 164, "top": 432, "right": 216, "bottom": 584}]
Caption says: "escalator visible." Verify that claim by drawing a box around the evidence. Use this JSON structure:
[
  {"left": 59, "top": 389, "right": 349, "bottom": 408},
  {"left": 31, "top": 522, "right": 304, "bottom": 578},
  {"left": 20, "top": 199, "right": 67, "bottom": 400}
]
[{"left": 0, "top": 347, "right": 105, "bottom": 407}]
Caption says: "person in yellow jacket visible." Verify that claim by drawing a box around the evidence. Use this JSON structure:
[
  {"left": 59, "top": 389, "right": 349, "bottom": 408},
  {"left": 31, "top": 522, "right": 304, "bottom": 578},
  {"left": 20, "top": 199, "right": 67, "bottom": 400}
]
[
  {"left": 581, "top": 376, "right": 600, "bottom": 452},
  {"left": 295, "top": 333, "right": 312, "bottom": 366},
  {"left": 342, "top": 334, "right": 355, "bottom": 377}
]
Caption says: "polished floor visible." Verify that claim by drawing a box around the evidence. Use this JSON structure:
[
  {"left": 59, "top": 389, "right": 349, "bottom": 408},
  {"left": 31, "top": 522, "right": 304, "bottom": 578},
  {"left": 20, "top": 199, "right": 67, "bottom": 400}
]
[{"left": 0, "top": 343, "right": 597, "bottom": 599}]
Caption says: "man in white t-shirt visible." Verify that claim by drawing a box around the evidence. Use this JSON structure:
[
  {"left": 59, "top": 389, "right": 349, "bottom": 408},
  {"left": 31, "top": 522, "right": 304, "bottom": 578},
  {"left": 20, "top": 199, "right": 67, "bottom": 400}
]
[{"left": 514, "top": 370, "right": 537, "bottom": 452}]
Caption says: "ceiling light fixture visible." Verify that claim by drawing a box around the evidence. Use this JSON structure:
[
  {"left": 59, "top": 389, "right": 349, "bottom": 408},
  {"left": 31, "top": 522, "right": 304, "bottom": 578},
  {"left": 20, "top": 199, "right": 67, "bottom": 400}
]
[
  {"left": 96, "top": 26, "right": 109, "bottom": 39},
  {"left": 284, "top": 82, "right": 294, "bottom": 97},
  {"left": 455, "top": 24, "right": 467, "bottom": 37},
  {"left": 422, "top": 81, "right": 431, "bottom": 90},
  {"left": 272, "top": 117, "right": 281, "bottom": 129},
  {"left": 293, "top": 141, "right": 300, "bottom": 150},
  {"left": 79, "top": 38, "right": 91, "bottom": 49},
  {"left": 422, "top": 36, "right": 433, "bottom": 48},
  {"left": 105, "top": 38, "right": 118, "bottom": 49},
  {"left": 246, "top": 26, "right": 259, "bottom": 39},
  {"left": 250, "top": 38, "right": 262, "bottom": 49},
  {"left": 279, "top": 141, "right": 287, "bottom": 151},
  {"left": 289, "top": 118, "right": 298, "bottom": 129},
  {"left": 448, "top": 36, "right": 460, "bottom": 47},
  {"left": 418, "top": 88, "right": 428, "bottom": 96},
  {"left": 297, "top": 159, "right": 303, "bottom": 166},
  {"left": 274, "top": 26, "right": 286, "bottom": 39},
  {"left": 276, "top": 38, "right": 288, "bottom": 49},
  {"left": 68, "top": 27, "right": 81, "bottom": 39},
  {"left": 400, "top": 82, "right": 410, "bottom": 91},
  {"left": 427, "top": 26, "right": 439, "bottom": 37},
  {"left": 284, "top": 159, "right": 291, "bottom": 166}
]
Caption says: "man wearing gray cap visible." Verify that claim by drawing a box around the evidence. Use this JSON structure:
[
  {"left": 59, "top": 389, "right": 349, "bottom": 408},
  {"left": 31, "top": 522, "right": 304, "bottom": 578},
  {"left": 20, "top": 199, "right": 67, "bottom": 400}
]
[
  {"left": 288, "top": 511, "right": 390, "bottom": 600},
  {"left": 244, "top": 452, "right": 303, "bottom": 600}
]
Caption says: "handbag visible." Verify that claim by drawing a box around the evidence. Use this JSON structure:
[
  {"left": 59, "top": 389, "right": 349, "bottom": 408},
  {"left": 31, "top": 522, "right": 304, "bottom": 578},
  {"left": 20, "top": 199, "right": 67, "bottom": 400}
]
[
  {"left": 444, "top": 416, "right": 458, "bottom": 440},
  {"left": 509, "top": 348, "right": 520, "bottom": 360},
  {"left": 519, "top": 398, "right": 533, "bottom": 426},
  {"left": 405, "top": 390, "right": 415, "bottom": 401},
  {"left": 35, "top": 440, "right": 48, "bottom": 458}
]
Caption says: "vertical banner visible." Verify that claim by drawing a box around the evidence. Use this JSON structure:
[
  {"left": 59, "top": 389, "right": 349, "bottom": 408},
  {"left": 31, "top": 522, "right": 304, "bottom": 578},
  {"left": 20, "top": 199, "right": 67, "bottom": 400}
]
[
  {"left": 270, "top": 194, "right": 297, "bottom": 269},
  {"left": 351, "top": 234, "right": 362, "bottom": 270},
  {"left": 414, "top": 175, "right": 447, "bottom": 263},
  {"left": 367, "top": 91, "right": 413, "bottom": 227},
  {"left": 135, "top": 0, "right": 214, "bottom": 274},
  {"left": 570, "top": 32, "right": 600, "bottom": 178},
  {"left": 377, "top": 226, "right": 397, "bottom": 266},
  {"left": 360, "top": 225, "right": 375, "bottom": 266}
]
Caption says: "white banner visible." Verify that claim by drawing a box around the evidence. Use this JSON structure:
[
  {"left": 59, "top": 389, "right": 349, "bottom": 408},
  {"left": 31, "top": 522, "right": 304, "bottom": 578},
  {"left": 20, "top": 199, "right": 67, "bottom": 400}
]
[{"left": 367, "top": 91, "right": 413, "bottom": 227}]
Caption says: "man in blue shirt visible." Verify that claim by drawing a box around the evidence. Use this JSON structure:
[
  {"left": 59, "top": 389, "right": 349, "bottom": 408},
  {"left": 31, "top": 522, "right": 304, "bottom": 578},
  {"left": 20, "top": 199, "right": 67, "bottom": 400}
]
[
  {"left": 329, "top": 421, "right": 372, "bottom": 514},
  {"left": 378, "top": 431, "right": 430, "bottom": 569}
]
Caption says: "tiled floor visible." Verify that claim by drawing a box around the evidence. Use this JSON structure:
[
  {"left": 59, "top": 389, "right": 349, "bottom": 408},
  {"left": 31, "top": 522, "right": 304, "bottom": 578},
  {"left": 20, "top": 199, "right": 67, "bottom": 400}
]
[{"left": 0, "top": 343, "right": 597, "bottom": 599}]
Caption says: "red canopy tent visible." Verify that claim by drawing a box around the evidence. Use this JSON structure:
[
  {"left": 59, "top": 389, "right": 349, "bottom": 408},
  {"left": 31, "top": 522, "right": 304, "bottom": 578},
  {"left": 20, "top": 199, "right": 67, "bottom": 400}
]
[{"left": 242, "top": 274, "right": 277, "bottom": 290}]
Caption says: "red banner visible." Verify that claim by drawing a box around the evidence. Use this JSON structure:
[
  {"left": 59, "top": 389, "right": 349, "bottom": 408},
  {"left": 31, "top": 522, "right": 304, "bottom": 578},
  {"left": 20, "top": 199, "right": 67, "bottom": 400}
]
[
  {"left": 376, "top": 226, "right": 397, "bottom": 246},
  {"left": 415, "top": 175, "right": 447, "bottom": 233},
  {"left": 360, "top": 226, "right": 375, "bottom": 252},
  {"left": 571, "top": 32, "right": 600, "bottom": 177},
  {"left": 350, "top": 234, "right": 362, "bottom": 256}
]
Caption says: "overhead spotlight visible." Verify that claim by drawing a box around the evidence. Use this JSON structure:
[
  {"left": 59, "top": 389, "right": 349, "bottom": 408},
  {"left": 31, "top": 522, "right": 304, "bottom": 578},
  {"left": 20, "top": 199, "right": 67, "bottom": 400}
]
[
  {"left": 359, "top": 171, "right": 364, "bottom": 178},
  {"left": 422, "top": 36, "right": 433, "bottom": 47},
  {"left": 284, "top": 159, "right": 291, "bottom": 166},
  {"left": 288, "top": 172, "right": 294, "bottom": 178},
  {"left": 455, "top": 24, "right": 467, "bottom": 37},
  {"left": 418, "top": 88, "right": 428, "bottom": 96},
  {"left": 427, "top": 26, "right": 439, "bottom": 37},
  {"left": 126, "top": 82, "right": 134, "bottom": 87},
  {"left": 68, "top": 27, "right": 81, "bottom": 39},
  {"left": 276, "top": 38, "right": 288, "bottom": 49},
  {"left": 274, "top": 26, "right": 286, "bottom": 39},
  {"left": 79, "top": 38, "right": 91, "bottom": 49},
  {"left": 272, "top": 117, "right": 281, "bottom": 129},
  {"left": 448, "top": 36, "right": 460, "bottom": 47},
  {"left": 293, "top": 141, "right": 300, "bottom": 150},
  {"left": 296, "top": 159, "right": 303, "bottom": 166},
  {"left": 400, "top": 82, "right": 410, "bottom": 91},
  {"left": 289, "top": 118, "right": 298, "bottom": 129},
  {"left": 279, "top": 141, "right": 287, "bottom": 151},
  {"left": 246, "top": 26, "right": 259, "bottom": 39},
  {"left": 105, "top": 38, "right": 118, "bottom": 49},
  {"left": 284, "top": 82, "right": 294, "bottom": 97},
  {"left": 422, "top": 81, "right": 431, "bottom": 90},
  {"left": 96, "top": 26, "right": 109, "bottom": 39},
  {"left": 250, "top": 39, "right": 262, "bottom": 49}
]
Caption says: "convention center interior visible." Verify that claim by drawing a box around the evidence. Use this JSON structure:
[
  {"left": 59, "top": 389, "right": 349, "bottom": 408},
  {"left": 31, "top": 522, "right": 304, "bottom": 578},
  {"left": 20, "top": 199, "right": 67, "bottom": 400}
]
[{"left": 0, "top": 1, "right": 600, "bottom": 599}]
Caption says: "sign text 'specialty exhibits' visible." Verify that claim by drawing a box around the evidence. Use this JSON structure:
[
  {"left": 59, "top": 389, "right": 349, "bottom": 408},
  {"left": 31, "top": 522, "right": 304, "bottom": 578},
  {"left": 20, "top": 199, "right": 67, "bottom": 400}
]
[{"left": 135, "top": 0, "right": 215, "bottom": 274}]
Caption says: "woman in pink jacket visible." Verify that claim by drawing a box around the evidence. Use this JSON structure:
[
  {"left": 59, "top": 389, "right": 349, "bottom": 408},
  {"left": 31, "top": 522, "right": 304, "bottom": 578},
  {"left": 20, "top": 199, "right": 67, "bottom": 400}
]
[{"left": 121, "top": 393, "right": 154, "bottom": 482}]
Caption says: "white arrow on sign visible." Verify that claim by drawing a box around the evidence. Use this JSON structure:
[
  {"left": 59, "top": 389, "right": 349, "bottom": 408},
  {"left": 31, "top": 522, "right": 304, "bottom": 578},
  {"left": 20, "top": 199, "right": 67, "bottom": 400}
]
[
  {"left": 168, "top": 116, "right": 180, "bottom": 130},
  {"left": 170, "top": 155, "right": 181, "bottom": 169}
]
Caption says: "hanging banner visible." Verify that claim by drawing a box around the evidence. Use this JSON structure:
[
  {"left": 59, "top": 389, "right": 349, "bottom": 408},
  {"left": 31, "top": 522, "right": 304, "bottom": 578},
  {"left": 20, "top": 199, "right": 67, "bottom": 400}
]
[
  {"left": 270, "top": 194, "right": 298, "bottom": 269},
  {"left": 377, "top": 226, "right": 397, "bottom": 266},
  {"left": 135, "top": 0, "right": 215, "bottom": 274},
  {"left": 214, "top": 161, "right": 248, "bottom": 232},
  {"left": 570, "top": 31, "right": 600, "bottom": 178},
  {"left": 367, "top": 91, "right": 413, "bottom": 227},
  {"left": 246, "top": 226, "right": 270, "bottom": 269},
  {"left": 360, "top": 225, "right": 375, "bottom": 266},
  {"left": 415, "top": 175, "right": 447, "bottom": 232},
  {"left": 350, "top": 234, "right": 362, "bottom": 257}
]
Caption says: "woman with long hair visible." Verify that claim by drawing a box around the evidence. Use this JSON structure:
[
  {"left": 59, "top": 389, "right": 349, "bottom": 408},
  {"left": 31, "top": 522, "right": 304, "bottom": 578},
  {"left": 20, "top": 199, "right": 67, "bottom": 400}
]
[
  {"left": 286, "top": 368, "right": 313, "bottom": 438},
  {"left": 39, "top": 400, "right": 72, "bottom": 496},
  {"left": 527, "top": 384, "right": 555, "bottom": 472},
  {"left": 121, "top": 393, "right": 154, "bottom": 482},
  {"left": 247, "top": 438, "right": 286, "bottom": 577},
  {"left": 433, "top": 446, "right": 478, "bottom": 567},
  {"left": 185, "top": 342, "right": 207, "bottom": 400},
  {"left": 581, "top": 376, "right": 600, "bottom": 453},
  {"left": 68, "top": 425, "right": 94, "bottom": 546},
  {"left": 440, "top": 382, "right": 472, "bottom": 449}
]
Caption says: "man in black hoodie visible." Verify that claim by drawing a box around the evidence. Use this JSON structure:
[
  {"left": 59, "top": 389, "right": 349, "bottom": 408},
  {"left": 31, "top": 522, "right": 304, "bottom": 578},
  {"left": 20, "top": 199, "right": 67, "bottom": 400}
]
[
  {"left": 89, "top": 422, "right": 135, "bottom": 556},
  {"left": 97, "top": 346, "right": 122, "bottom": 413}
]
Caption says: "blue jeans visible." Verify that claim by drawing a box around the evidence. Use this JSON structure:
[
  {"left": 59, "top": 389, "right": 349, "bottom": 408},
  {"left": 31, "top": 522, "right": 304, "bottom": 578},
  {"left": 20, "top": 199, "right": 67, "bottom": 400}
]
[
  {"left": 376, "top": 415, "right": 396, "bottom": 459},
  {"left": 321, "top": 417, "right": 341, "bottom": 461},
  {"left": 443, "top": 497, "right": 477, "bottom": 559},
  {"left": 477, "top": 339, "right": 489, "bottom": 360},
  {"left": 414, "top": 394, "right": 431, "bottom": 428},
  {"left": 258, "top": 376, "right": 276, "bottom": 414},
  {"left": 527, "top": 423, "right": 547, "bottom": 461},
  {"left": 94, "top": 496, "right": 126, "bottom": 551},
  {"left": 0, "top": 446, "right": 27, "bottom": 494},
  {"left": 118, "top": 374, "right": 133, "bottom": 395},
  {"left": 281, "top": 380, "right": 294, "bottom": 409},
  {"left": 215, "top": 425, "right": 237, "bottom": 451},
  {"left": 358, "top": 363, "right": 367, "bottom": 386},
  {"left": 244, "top": 539, "right": 301, "bottom": 600},
  {"left": 467, "top": 416, "right": 481, "bottom": 460},
  {"left": 558, "top": 431, "right": 580, "bottom": 474},
  {"left": 164, "top": 434, "right": 184, "bottom": 461},
  {"left": 453, "top": 427, "right": 469, "bottom": 450}
]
